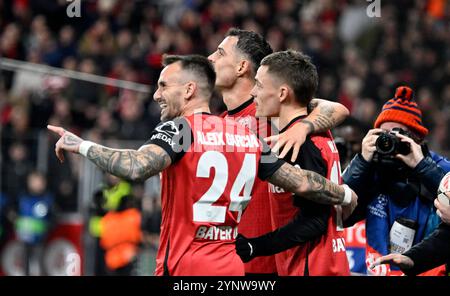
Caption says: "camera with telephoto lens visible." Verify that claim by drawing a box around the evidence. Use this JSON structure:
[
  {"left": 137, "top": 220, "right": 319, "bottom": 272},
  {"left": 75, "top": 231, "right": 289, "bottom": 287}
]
[{"left": 375, "top": 127, "right": 411, "bottom": 158}]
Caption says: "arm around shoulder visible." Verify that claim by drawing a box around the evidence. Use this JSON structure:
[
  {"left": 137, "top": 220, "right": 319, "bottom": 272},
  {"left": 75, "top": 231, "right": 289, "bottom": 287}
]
[{"left": 306, "top": 98, "right": 350, "bottom": 133}]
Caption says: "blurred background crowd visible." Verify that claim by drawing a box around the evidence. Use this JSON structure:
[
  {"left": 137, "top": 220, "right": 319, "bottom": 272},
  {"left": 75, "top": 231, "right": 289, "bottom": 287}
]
[{"left": 0, "top": 0, "right": 449, "bottom": 275}]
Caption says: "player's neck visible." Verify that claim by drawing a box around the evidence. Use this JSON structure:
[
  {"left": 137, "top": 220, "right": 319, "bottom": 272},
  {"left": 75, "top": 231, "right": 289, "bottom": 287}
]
[
  {"left": 279, "top": 105, "right": 308, "bottom": 131},
  {"left": 221, "top": 79, "right": 254, "bottom": 111},
  {"left": 182, "top": 100, "right": 211, "bottom": 116}
]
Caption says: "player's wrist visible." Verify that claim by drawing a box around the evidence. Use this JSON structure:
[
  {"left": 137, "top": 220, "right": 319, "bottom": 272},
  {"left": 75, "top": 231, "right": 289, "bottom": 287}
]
[
  {"left": 341, "top": 184, "right": 352, "bottom": 206},
  {"left": 79, "top": 141, "right": 96, "bottom": 157},
  {"left": 247, "top": 241, "right": 254, "bottom": 257},
  {"left": 248, "top": 235, "right": 275, "bottom": 257},
  {"left": 299, "top": 120, "right": 314, "bottom": 134},
  {"left": 235, "top": 234, "right": 255, "bottom": 262}
]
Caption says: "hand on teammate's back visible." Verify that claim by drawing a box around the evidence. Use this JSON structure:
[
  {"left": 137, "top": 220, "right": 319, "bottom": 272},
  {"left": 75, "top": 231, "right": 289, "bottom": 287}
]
[{"left": 264, "top": 122, "right": 308, "bottom": 162}]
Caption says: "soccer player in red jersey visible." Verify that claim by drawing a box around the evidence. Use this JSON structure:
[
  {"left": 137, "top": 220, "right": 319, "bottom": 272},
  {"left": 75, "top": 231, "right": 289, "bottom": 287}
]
[
  {"left": 48, "top": 54, "right": 357, "bottom": 276},
  {"left": 208, "top": 29, "right": 350, "bottom": 274},
  {"left": 235, "top": 50, "right": 353, "bottom": 275}
]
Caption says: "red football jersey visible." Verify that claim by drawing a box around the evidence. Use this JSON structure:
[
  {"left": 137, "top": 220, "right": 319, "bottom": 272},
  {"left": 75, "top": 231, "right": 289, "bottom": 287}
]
[
  {"left": 222, "top": 98, "right": 277, "bottom": 274},
  {"left": 146, "top": 113, "right": 282, "bottom": 276},
  {"left": 269, "top": 117, "right": 350, "bottom": 276}
]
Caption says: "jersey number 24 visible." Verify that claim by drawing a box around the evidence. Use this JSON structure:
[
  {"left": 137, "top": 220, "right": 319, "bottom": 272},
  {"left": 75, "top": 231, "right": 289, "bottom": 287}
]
[{"left": 193, "top": 151, "right": 256, "bottom": 223}]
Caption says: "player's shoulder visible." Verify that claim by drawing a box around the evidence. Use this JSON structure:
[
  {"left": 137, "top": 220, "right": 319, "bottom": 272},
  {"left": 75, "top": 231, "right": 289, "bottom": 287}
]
[
  {"left": 219, "top": 110, "right": 228, "bottom": 118},
  {"left": 155, "top": 117, "right": 189, "bottom": 131}
]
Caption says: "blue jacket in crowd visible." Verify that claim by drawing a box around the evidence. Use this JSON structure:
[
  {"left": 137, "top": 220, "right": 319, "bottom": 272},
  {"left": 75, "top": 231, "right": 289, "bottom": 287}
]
[{"left": 343, "top": 151, "right": 450, "bottom": 274}]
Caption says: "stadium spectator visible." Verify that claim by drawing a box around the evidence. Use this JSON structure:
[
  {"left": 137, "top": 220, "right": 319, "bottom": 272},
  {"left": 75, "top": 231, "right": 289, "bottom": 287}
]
[
  {"left": 88, "top": 175, "right": 142, "bottom": 276},
  {"left": 88, "top": 174, "right": 132, "bottom": 275},
  {"left": 116, "top": 92, "right": 151, "bottom": 141},
  {"left": 2, "top": 141, "right": 33, "bottom": 200},
  {"left": 47, "top": 54, "right": 356, "bottom": 275},
  {"left": 343, "top": 86, "right": 450, "bottom": 275},
  {"left": 15, "top": 171, "right": 54, "bottom": 275},
  {"left": 333, "top": 117, "right": 368, "bottom": 168}
]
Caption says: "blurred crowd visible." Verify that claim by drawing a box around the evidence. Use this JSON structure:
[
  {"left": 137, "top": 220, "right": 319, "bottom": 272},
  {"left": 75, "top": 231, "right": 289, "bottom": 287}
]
[{"left": 0, "top": 0, "right": 449, "bottom": 274}]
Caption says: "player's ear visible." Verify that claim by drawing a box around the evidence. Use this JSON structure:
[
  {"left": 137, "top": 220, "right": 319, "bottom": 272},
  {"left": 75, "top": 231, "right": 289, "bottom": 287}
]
[
  {"left": 184, "top": 82, "right": 196, "bottom": 100},
  {"left": 236, "top": 59, "right": 251, "bottom": 77},
  {"left": 279, "top": 84, "right": 289, "bottom": 103}
]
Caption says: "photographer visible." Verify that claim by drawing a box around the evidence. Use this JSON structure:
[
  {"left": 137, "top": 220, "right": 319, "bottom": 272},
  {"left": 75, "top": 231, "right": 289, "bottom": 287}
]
[{"left": 343, "top": 86, "right": 450, "bottom": 276}]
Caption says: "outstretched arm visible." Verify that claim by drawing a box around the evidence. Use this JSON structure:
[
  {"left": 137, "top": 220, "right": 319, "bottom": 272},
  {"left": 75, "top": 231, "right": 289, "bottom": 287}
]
[
  {"left": 265, "top": 99, "right": 349, "bottom": 161},
  {"left": 48, "top": 125, "right": 171, "bottom": 182},
  {"left": 86, "top": 144, "right": 171, "bottom": 182},
  {"left": 267, "top": 162, "right": 357, "bottom": 207}
]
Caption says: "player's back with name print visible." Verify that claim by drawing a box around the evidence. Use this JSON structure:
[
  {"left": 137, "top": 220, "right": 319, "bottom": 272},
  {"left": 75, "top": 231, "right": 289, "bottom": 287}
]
[{"left": 190, "top": 114, "right": 261, "bottom": 153}]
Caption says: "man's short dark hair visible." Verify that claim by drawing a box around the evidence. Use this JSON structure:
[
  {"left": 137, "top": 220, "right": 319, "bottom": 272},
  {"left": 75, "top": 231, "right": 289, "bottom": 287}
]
[
  {"left": 261, "top": 50, "right": 318, "bottom": 106},
  {"left": 226, "top": 28, "right": 273, "bottom": 75},
  {"left": 163, "top": 54, "right": 216, "bottom": 97}
]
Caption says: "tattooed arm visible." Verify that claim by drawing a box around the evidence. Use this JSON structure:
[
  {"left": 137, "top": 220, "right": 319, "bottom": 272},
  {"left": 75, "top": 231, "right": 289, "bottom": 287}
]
[
  {"left": 265, "top": 99, "right": 349, "bottom": 162},
  {"left": 48, "top": 125, "right": 171, "bottom": 182},
  {"left": 304, "top": 98, "right": 349, "bottom": 134},
  {"left": 267, "top": 163, "right": 358, "bottom": 206},
  {"left": 85, "top": 145, "right": 171, "bottom": 182}
]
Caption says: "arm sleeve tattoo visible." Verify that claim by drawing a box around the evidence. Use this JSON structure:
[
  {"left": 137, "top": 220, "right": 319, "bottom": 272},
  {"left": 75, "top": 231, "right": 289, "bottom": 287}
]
[
  {"left": 85, "top": 116, "right": 189, "bottom": 181},
  {"left": 267, "top": 163, "right": 345, "bottom": 205},
  {"left": 86, "top": 144, "right": 171, "bottom": 182},
  {"left": 305, "top": 100, "right": 339, "bottom": 133}
]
